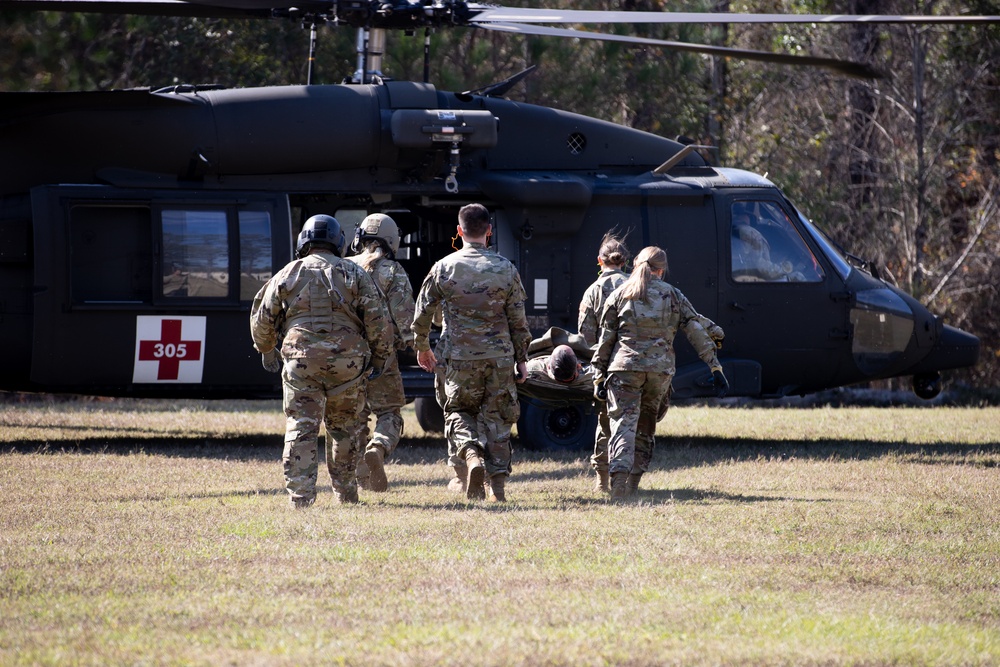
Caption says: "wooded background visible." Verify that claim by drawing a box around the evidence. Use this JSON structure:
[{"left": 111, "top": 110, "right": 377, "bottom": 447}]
[{"left": 1, "top": 0, "right": 997, "bottom": 391}]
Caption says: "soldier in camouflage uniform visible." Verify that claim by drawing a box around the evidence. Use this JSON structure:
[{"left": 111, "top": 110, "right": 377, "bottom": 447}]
[
  {"left": 577, "top": 231, "right": 631, "bottom": 494},
  {"left": 592, "top": 246, "right": 729, "bottom": 500},
  {"left": 412, "top": 203, "right": 531, "bottom": 502},
  {"left": 347, "top": 214, "right": 416, "bottom": 493},
  {"left": 251, "top": 214, "right": 392, "bottom": 508}
]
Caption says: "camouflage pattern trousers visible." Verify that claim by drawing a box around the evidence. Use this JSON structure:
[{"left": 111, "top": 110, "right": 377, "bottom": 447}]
[
  {"left": 355, "top": 354, "right": 405, "bottom": 478},
  {"left": 591, "top": 402, "right": 611, "bottom": 473},
  {"left": 442, "top": 358, "right": 520, "bottom": 478},
  {"left": 281, "top": 354, "right": 367, "bottom": 502},
  {"left": 605, "top": 370, "right": 672, "bottom": 475}
]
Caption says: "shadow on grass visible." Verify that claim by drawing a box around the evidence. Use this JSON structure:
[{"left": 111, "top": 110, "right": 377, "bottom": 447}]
[{"left": 5, "top": 435, "right": 998, "bottom": 470}]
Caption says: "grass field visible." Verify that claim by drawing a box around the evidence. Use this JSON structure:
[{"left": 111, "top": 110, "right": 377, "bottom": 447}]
[{"left": 1, "top": 398, "right": 998, "bottom": 666}]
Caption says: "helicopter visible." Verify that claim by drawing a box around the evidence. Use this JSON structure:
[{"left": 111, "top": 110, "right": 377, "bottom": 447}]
[{"left": 0, "top": 0, "right": 988, "bottom": 450}]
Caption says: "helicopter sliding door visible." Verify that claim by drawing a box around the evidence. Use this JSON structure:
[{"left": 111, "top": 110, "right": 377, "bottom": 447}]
[{"left": 29, "top": 185, "right": 291, "bottom": 397}]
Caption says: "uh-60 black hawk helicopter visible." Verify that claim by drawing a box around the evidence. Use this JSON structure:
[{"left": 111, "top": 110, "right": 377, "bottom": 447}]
[{"left": 0, "top": 0, "right": 988, "bottom": 449}]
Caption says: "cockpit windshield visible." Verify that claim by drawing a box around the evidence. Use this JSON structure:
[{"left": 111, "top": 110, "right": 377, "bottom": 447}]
[
  {"left": 730, "top": 200, "right": 824, "bottom": 283},
  {"left": 795, "top": 209, "right": 853, "bottom": 281}
]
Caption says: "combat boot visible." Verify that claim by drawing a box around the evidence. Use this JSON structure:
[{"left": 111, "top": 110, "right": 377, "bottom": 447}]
[
  {"left": 365, "top": 446, "right": 388, "bottom": 492},
  {"left": 290, "top": 496, "right": 314, "bottom": 509},
  {"left": 333, "top": 482, "right": 359, "bottom": 505},
  {"left": 487, "top": 473, "right": 507, "bottom": 502},
  {"left": 447, "top": 460, "right": 468, "bottom": 493},
  {"left": 594, "top": 469, "right": 610, "bottom": 494},
  {"left": 626, "top": 472, "right": 643, "bottom": 497},
  {"left": 464, "top": 447, "right": 486, "bottom": 501},
  {"left": 609, "top": 472, "right": 629, "bottom": 501}
]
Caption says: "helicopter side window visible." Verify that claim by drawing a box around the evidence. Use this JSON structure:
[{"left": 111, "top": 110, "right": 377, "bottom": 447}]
[
  {"left": 730, "top": 201, "right": 824, "bottom": 283},
  {"left": 161, "top": 209, "right": 230, "bottom": 299},
  {"left": 239, "top": 210, "right": 272, "bottom": 301},
  {"left": 70, "top": 204, "right": 152, "bottom": 305}
]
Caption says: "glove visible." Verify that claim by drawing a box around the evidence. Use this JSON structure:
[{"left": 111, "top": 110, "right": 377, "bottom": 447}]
[
  {"left": 368, "top": 357, "right": 386, "bottom": 381},
  {"left": 593, "top": 380, "right": 608, "bottom": 402},
  {"left": 261, "top": 349, "right": 281, "bottom": 373},
  {"left": 712, "top": 369, "right": 729, "bottom": 398}
]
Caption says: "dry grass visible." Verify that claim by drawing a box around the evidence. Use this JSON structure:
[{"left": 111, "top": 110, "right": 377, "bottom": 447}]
[{"left": 1, "top": 398, "right": 998, "bottom": 666}]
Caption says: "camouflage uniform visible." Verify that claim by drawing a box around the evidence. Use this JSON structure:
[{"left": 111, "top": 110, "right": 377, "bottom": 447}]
[
  {"left": 412, "top": 241, "right": 531, "bottom": 480},
  {"left": 593, "top": 279, "right": 720, "bottom": 475},
  {"left": 525, "top": 355, "right": 594, "bottom": 394},
  {"left": 577, "top": 267, "right": 628, "bottom": 478},
  {"left": 348, "top": 255, "right": 416, "bottom": 476},
  {"left": 250, "top": 250, "right": 391, "bottom": 505}
]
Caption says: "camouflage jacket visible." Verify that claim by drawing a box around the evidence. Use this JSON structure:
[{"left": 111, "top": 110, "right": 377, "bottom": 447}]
[
  {"left": 250, "top": 250, "right": 391, "bottom": 366},
  {"left": 347, "top": 254, "right": 416, "bottom": 352},
  {"left": 412, "top": 241, "right": 531, "bottom": 363},
  {"left": 577, "top": 267, "right": 628, "bottom": 347},
  {"left": 525, "top": 355, "right": 595, "bottom": 395},
  {"left": 593, "top": 279, "right": 720, "bottom": 380}
]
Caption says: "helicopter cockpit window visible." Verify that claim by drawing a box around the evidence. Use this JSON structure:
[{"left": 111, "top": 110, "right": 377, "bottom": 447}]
[
  {"left": 730, "top": 201, "right": 824, "bottom": 283},
  {"left": 239, "top": 211, "right": 272, "bottom": 301},
  {"left": 161, "top": 209, "right": 230, "bottom": 298}
]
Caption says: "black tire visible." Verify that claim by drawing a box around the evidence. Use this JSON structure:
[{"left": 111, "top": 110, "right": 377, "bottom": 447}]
[
  {"left": 414, "top": 396, "right": 445, "bottom": 433},
  {"left": 516, "top": 399, "right": 597, "bottom": 451}
]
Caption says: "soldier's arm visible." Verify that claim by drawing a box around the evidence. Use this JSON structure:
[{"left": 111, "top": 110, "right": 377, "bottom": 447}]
[
  {"left": 676, "top": 290, "right": 722, "bottom": 370},
  {"left": 411, "top": 269, "right": 443, "bottom": 353},
  {"left": 505, "top": 268, "right": 532, "bottom": 364},
  {"left": 358, "top": 269, "right": 393, "bottom": 369},
  {"left": 577, "top": 285, "right": 598, "bottom": 347},
  {"left": 388, "top": 264, "right": 416, "bottom": 350},
  {"left": 592, "top": 297, "right": 619, "bottom": 382},
  {"left": 249, "top": 278, "right": 282, "bottom": 354}
]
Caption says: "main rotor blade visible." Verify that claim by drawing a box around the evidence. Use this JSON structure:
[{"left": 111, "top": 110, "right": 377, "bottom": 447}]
[
  {"left": 470, "top": 6, "right": 1000, "bottom": 26},
  {"left": 478, "top": 22, "right": 880, "bottom": 78},
  {"left": 0, "top": 0, "right": 291, "bottom": 18}
]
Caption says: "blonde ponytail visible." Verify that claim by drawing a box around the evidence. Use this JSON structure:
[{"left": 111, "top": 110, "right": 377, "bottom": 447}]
[
  {"left": 357, "top": 240, "right": 386, "bottom": 272},
  {"left": 619, "top": 246, "right": 667, "bottom": 301}
]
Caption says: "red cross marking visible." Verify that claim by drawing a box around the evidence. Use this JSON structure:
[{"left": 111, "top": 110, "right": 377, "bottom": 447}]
[{"left": 137, "top": 319, "right": 203, "bottom": 380}]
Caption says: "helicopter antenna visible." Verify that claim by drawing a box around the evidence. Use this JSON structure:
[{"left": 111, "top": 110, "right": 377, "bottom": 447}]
[
  {"left": 306, "top": 21, "right": 318, "bottom": 85},
  {"left": 423, "top": 28, "right": 431, "bottom": 83}
]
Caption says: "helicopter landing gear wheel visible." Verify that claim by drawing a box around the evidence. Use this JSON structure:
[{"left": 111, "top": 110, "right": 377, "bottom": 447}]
[
  {"left": 516, "top": 400, "right": 597, "bottom": 451},
  {"left": 414, "top": 396, "right": 445, "bottom": 433}
]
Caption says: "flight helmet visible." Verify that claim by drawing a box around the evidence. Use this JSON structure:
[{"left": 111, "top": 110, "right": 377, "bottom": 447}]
[
  {"left": 352, "top": 213, "right": 400, "bottom": 258},
  {"left": 296, "top": 214, "right": 346, "bottom": 258}
]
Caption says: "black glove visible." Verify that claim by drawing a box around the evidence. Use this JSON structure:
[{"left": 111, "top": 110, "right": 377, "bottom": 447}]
[
  {"left": 712, "top": 369, "right": 729, "bottom": 398},
  {"left": 593, "top": 380, "right": 608, "bottom": 402},
  {"left": 368, "top": 357, "right": 386, "bottom": 381},
  {"left": 261, "top": 349, "right": 281, "bottom": 373}
]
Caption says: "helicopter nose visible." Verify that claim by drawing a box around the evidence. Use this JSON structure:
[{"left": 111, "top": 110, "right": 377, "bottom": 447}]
[{"left": 908, "top": 323, "right": 981, "bottom": 376}]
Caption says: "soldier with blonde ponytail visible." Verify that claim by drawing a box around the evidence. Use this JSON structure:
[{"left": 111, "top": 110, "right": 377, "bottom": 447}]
[{"left": 592, "top": 245, "right": 729, "bottom": 500}]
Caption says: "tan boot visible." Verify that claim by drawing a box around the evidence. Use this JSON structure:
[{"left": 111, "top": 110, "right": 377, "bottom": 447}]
[
  {"left": 609, "top": 472, "right": 629, "bottom": 500},
  {"left": 594, "top": 469, "right": 610, "bottom": 494},
  {"left": 333, "top": 484, "right": 359, "bottom": 505},
  {"left": 365, "top": 446, "right": 388, "bottom": 492},
  {"left": 464, "top": 448, "right": 486, "bottom": 501},
  {"left": 487, "top": 473, "right": 507, "bottom": 502},
  {"left": 626, "top": 472, "right": 642, "bottom": 497},
  {"left": 447, "top": 460, "right": 468, "bottom": 493}
]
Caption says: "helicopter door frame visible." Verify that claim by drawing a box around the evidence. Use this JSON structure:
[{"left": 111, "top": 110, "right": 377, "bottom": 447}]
[{"left": 719, "top": 191, "right": 850, "bottom": 396}]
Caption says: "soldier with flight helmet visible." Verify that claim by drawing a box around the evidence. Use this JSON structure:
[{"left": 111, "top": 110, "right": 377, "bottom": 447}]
[
  {"left": 251, "top": 214, "right": 392, "bottom": 507},
  {"left": 348, "top": 212, "right": 416, "bottom": 493}
]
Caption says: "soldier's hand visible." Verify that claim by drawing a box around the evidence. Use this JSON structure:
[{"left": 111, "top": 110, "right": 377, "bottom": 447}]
[
  {"left": 515, "top": 361, "right": 528, "bottom": 384},
  {"left": 712, "top": 369, "right": 729, "bottom": 398},
  {"left": 417, "top": 349, "right": 437, "bottom": 373},
  {"left": 261, "top": 349, "right": 282, "bottom": 373},
  {"left": 707, "top": 324, "right": 725, "bottom": 349},
  {"left": 593, "top": 380, "right": 608, "bottom": 402}
]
